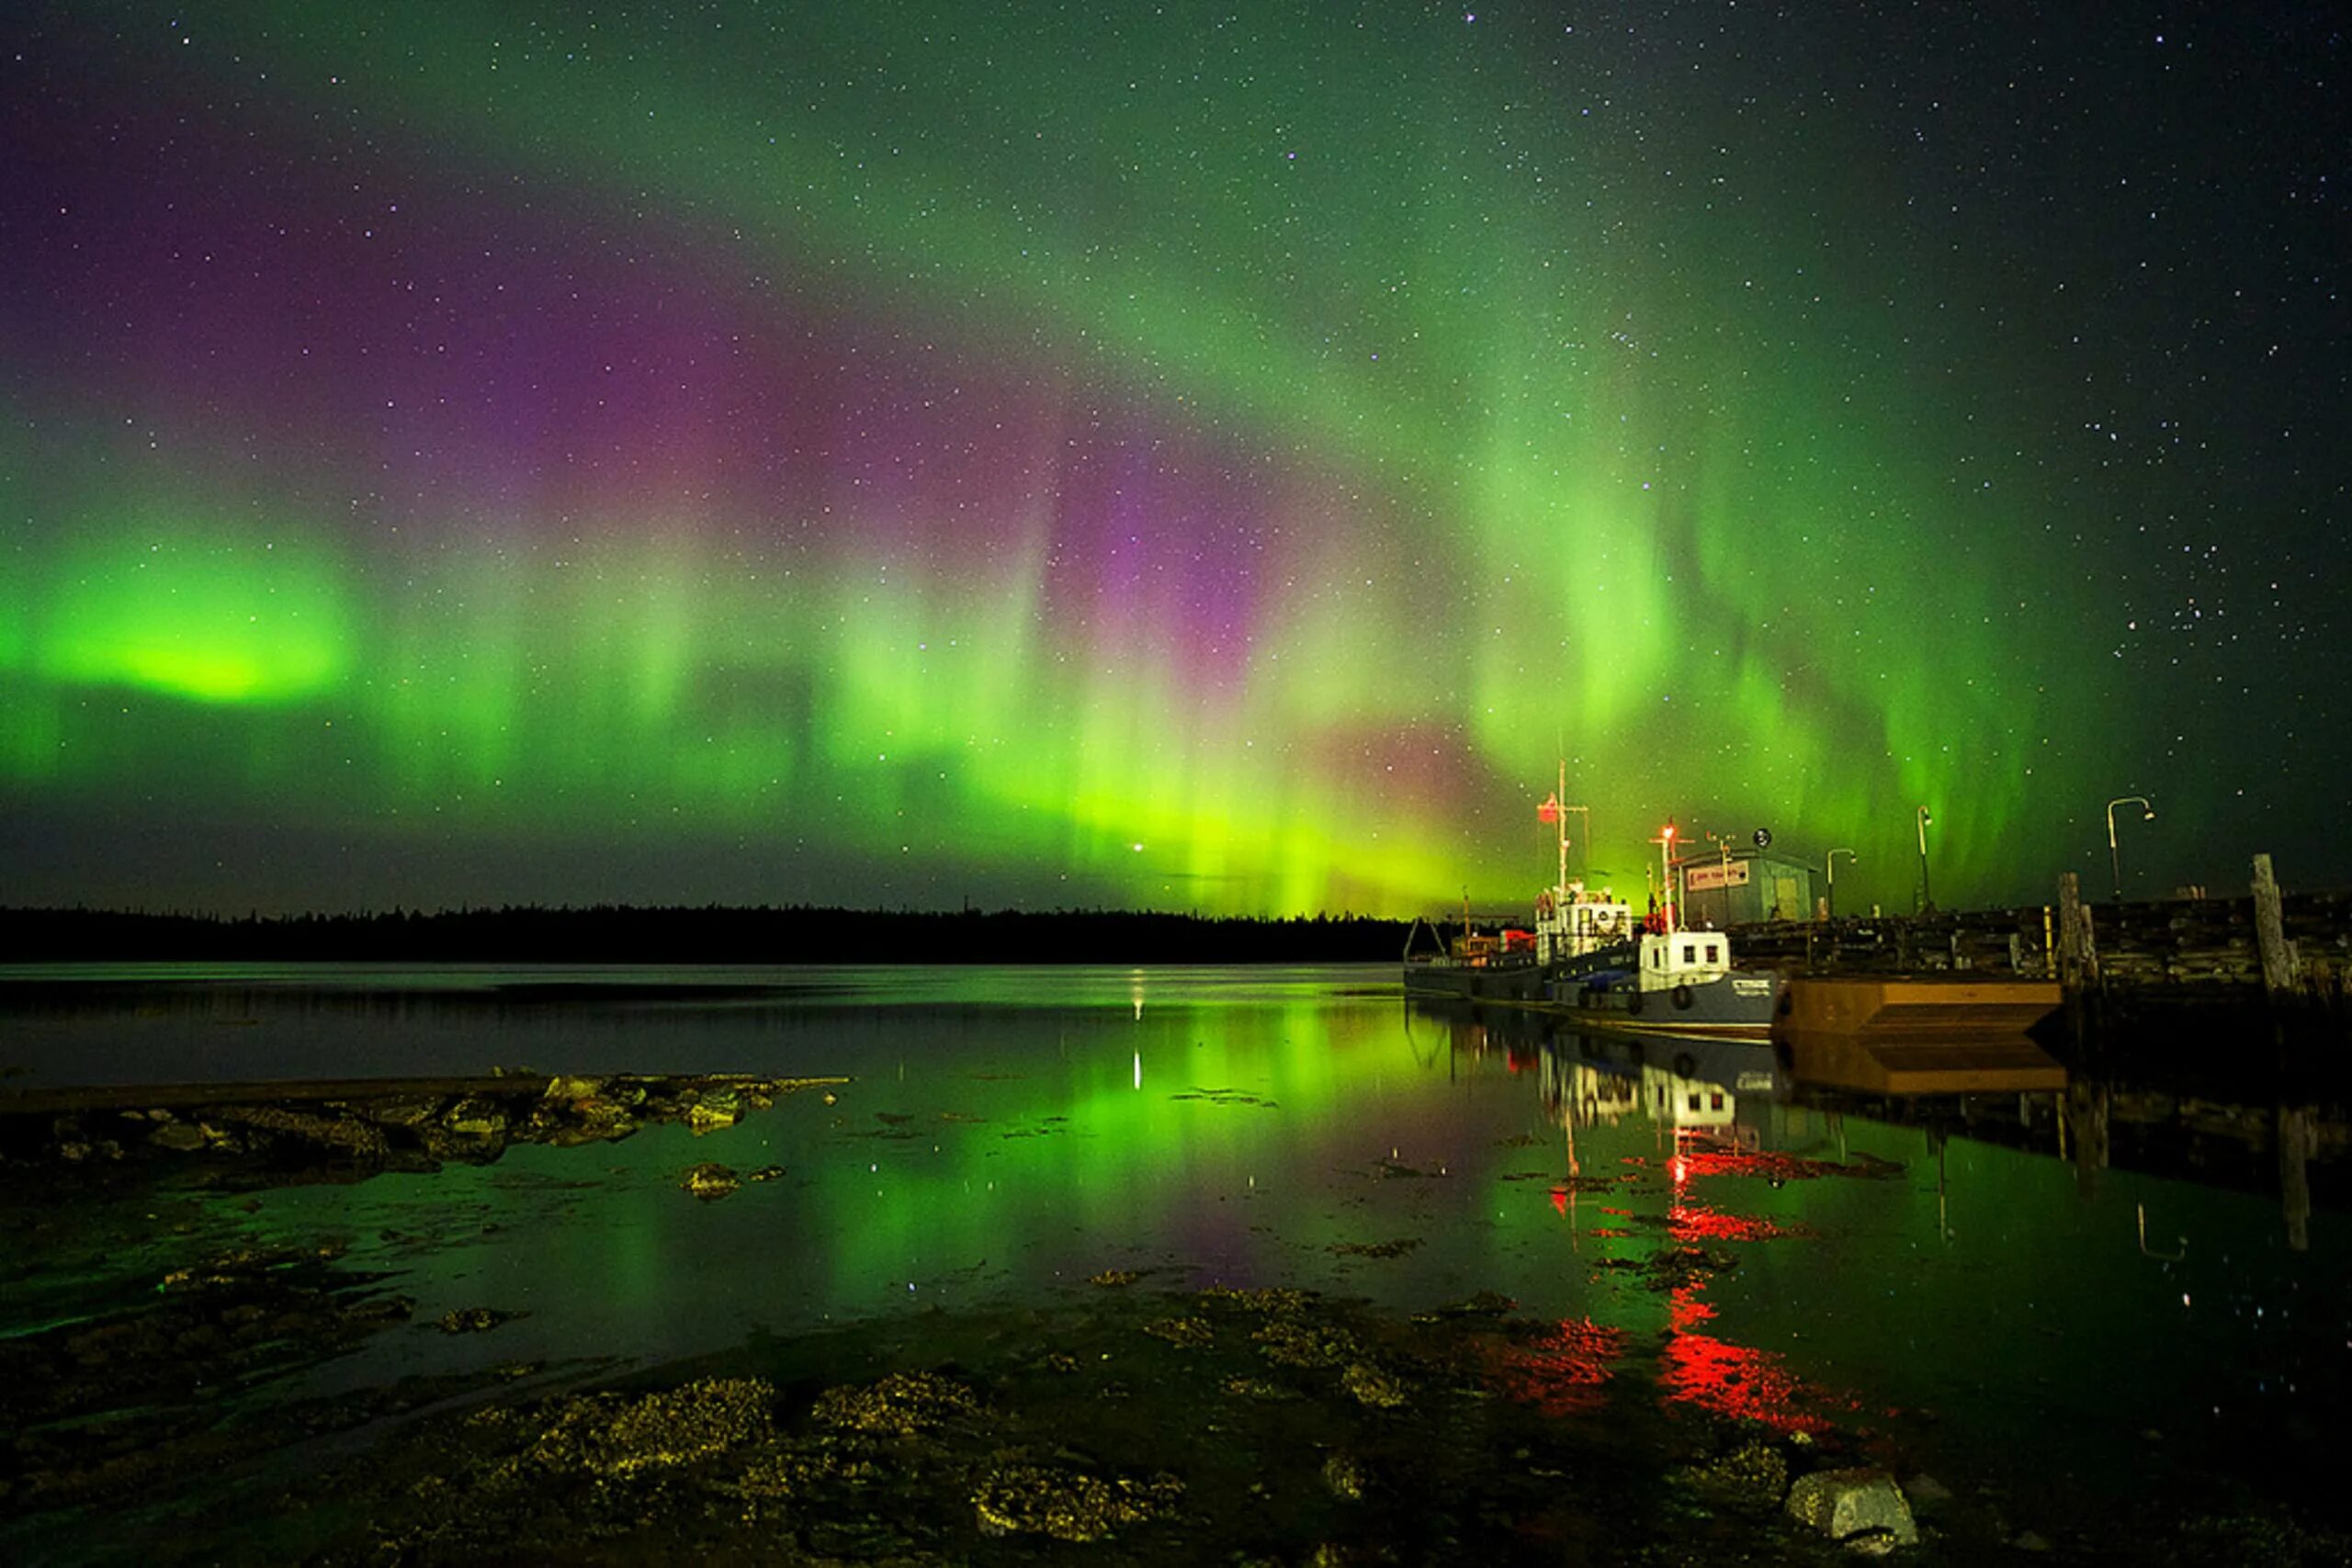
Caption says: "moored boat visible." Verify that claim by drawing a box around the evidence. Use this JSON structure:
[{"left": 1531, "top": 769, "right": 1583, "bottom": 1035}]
[{"left": 1401, "top": 779, "right": 1783, "bottom": 1037}]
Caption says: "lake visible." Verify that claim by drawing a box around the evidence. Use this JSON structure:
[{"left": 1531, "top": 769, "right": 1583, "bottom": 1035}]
[{"left": 2, "top": 964, "right": 2344, "bottom": 1562}]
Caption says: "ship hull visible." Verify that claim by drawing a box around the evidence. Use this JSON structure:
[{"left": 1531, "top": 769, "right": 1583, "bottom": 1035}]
[
  {"left": 1400, "top": 959, "right": 1550, "bottom": 1003},
  {"left": 1547, "top": 968, "right": 1782, "bottom": 1037}
]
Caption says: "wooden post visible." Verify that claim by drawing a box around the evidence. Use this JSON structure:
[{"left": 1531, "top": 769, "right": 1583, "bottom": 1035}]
[
  {"left": 2280, "top": 1105, "right": 2313, "bottom": 1253},
  {"left": 2056, "top": 873, "right": 2100, "bottom": 990},
  {"left": 2251, "top": 852, "right": 2301, "bottom": 999}
]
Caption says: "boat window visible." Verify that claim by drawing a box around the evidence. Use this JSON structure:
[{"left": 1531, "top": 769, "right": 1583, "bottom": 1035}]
[
  {"left": 1710, "top": 1091, "right": 1725, "bottom": 1111},
  {"left": 1706, "top": 942, "right": 1721, "bottom": 964},
  {"left": 1681, "top": 943, "right": 1696, "bottom": 964}
]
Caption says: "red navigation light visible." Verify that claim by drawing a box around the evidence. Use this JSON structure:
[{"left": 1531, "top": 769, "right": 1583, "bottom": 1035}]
[{"left": 1662, "top": 824, "right": 1676, "bottom": 840}]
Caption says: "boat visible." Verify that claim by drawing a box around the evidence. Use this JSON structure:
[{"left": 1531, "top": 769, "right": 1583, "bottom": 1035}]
[
  {"left": 1399, "top": 911, "right": 1549, "bottom": 1001},
  {"left": 1400, "top": 779, "right": 1783, "bottom": 1038},
  {"left": 1544, "top": 919, "right": 1784, "bottom": 1037}
]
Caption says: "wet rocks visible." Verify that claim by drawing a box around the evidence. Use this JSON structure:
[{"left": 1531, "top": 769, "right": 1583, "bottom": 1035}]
[
  {"left": 438, "top": 1306, "right": 526, "bottom": 1334},
  {"left": 526, "top": 1377, "right": 776, "bottom": 1480},
  {"left": 1340, "top": 1362, "right": 1409, "bottom": 1409},
  {"left": 680, "top": 1162, "right": 740, "bottom": 1201},
  {"left": 1, "top": 1074, "right": 848, "bottom": 1190},
  {"left": 684, "top": 1087, "right": 743, "bottom": 1133},
  {"left": 971, "top": 1460, "right": 1183, "bottom": 1541},
  {"left": 809, "top": 1370, "right": 979, "bottom": 1438},
  {"left": 1321, "top": 1451, "right": 1370, "bottom": 1501},
  {"left": 1142, "top": 1315, "right": 1216, "bottom": 1349},
  {"left": 1675, "top": 1439, "right": 1790, "bottom": 1512},
  {"left": 1784, "top": 1466, "right": 1920, "bottom": 1548}
]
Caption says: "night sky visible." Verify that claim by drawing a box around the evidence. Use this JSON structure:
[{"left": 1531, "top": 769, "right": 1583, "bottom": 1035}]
[{"left": 3, "top": 2, "right": 2344, "bottom": 919}]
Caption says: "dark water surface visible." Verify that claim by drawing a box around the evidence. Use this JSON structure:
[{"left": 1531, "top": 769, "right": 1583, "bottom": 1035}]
[{"left": 3, "top": 963, "right": 2346, "bottom": 1559}]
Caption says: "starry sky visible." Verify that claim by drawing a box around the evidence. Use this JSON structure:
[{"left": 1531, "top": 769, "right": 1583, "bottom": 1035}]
[{"left": 2, "top": 2, "right": 2344, "bottom": 918}]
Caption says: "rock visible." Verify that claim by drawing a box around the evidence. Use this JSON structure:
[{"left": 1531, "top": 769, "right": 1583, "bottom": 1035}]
[
  {"left": 528, "top": 1377, "right": 775, "bottom": 1479},
  {"left": 1142, "top": 1316, "right": 1214, "bottom": 1349},
  {"left": 2012, "top": 1530, "right": 2051, "bottom": 1551},
  {"left": 148, "top": 1122, "right": 209, "bottom": 1152},
  {"left": 443, "top": 1098, "right": 508, "bottom": 1138},
  {"left": 1321, "top": 1452, "right": 1369, "bottom": 1501},
  {"left": 1340, "top": 1362, "right": 1408, "bottom": 1409},
  {"left": 360, "top": 1094, "right": 445, "bottom": 1127},
  {"left": 681, "top": 1162, "right": 739, "bottom": 1201},
  {"left": 1784, "top": 1468, "right": 1919, "bottom": 1547},
  {"left": 685, "top": 1089, "right": 742, "bottom": 1133},
  {"left": 1679, "top": 1441, "right": 1790, "bottom": 1511},
  {"left": 810, "top": 1370, "right": 979, "bottom": 1438},
  {"left": 1904, "top": 1472, "right": 1953, "bottom": 1506},
  {"left": 438, "top": 1306, "right": 525, "bottom": 1334},
  {"left": 972, "top": 1461, "right": 1182, "bottom": 1541},
  {"left": 542, "top": 1074, "right": 606, "bottom": 1103}
]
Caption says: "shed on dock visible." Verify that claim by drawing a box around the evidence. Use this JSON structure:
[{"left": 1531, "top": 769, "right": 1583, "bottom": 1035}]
[{"left": 1672, "top": 847, "right": 1816, "bottom": 930}]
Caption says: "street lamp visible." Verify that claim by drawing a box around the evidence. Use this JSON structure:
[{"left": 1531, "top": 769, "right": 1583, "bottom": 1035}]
[
  {"left": 1826, "top": 848, "right": 1858, "bottom": 918},
  {"left": 1915, "top": 807, "right": 1934, "bottom": 915},
  {"left": 2106, "top": 795, "right": 2155, "bottom": 903}
]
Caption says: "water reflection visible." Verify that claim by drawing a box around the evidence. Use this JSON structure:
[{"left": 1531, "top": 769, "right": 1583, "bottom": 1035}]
[{"left": 0, "top": 967, "right": 2342, "bottom": 1550}]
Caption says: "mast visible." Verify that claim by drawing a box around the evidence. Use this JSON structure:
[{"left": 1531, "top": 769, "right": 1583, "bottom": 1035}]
[
  {"left": 1555, "top": 759, "right": 1568, "bottom": 902},
  {"left": 1652, "top": 819, "right": 1679, "bottom": 936}
]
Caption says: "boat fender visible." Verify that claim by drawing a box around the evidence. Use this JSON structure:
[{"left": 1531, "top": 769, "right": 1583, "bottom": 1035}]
[
  {"left": 1671, "top": 984, "right": 1694, "bottom": 1010},
  {"left": 1625, "top": 988, "right": 1644, "bottom": 1016},
  {"left": 1672, "top": 1052, "right": 1697, "bottom": 1078}
]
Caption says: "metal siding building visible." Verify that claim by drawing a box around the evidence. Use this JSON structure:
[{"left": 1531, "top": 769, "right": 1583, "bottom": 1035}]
[{"left": 1671, "top": 850, "right": 1817, "bottom": 929}]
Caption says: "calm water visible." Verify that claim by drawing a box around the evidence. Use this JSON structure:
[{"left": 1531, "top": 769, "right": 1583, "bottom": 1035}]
[{"left": 4, "top": 963, "right": 2346, "bottom": 1540}]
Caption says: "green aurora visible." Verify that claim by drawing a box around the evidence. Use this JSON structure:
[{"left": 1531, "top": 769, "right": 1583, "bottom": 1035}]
[{"left": 2, "top": 1, "right": 2340, "bottom": 913}]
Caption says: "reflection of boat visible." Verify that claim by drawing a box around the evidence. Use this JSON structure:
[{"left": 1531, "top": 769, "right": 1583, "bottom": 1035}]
[{"left": 1538, "top": 1029, "right": 1785, "bottom": 1138}]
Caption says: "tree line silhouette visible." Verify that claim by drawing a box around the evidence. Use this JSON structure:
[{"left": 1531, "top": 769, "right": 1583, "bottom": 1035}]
[{"left": 0, "top": 904, "right": 1417, "bottom": 964}]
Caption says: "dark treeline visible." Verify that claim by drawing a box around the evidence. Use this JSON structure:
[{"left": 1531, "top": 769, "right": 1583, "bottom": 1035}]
[{"left": 0, "top": 905, "right": 1417, "bottom": 964}]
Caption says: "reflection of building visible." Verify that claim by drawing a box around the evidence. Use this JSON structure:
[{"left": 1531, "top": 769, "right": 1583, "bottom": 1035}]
[
  {"left": 1672, "top": 847, "right": 1816, "bottom": 928},
  {"left": 1647, "top": 1067, "right": 1736, "bottom": 1132}
]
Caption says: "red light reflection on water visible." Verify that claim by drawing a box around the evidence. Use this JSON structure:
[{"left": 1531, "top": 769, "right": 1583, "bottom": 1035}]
[
  {"left": 1495, "top": 1317, "right": 1631, "bottom": 1417},
  {"left": 1518, "top": 1131, "right": 1864, "bottom": 1437},
  {"left": 1657, "top": 1286, "right": 1851, "bottom": 1435},
  {"left": 1667, "top": 1201, "right": 1814, "bottom": 1244}
]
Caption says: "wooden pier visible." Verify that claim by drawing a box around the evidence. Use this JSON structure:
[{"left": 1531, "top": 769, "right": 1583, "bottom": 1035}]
[{"left": 1730, "top": 855, "right": 2351, "bottom": 1037}]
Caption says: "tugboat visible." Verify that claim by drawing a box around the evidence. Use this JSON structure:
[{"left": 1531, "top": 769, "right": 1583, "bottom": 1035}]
[
  {"left": 1401, "top": 767, "right": 1619, "bottom": 1003},
  {"left": 1401, "top": 781, "right": 1782, "bottom": 1037},
  {"left": 1399, "top": 901, "right": 1549, "bottom": 1001},
  {"left": 1544, "top": 821, "right": 1781, "bottom": 1037}
]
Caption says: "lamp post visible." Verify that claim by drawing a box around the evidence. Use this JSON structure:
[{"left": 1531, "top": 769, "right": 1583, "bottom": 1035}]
[
  {"left": 1915, "top": 807, "right": 1934, "bottom": 915},
  {"left": 1826, "top": 848, "right": 1858, "bottom": 918},
  {"left": 2105, "top": 795, "right": 2155, "bottom": 903},
  {"left": 1650, "top": 820, "right": 1679, "bottom": 933}
]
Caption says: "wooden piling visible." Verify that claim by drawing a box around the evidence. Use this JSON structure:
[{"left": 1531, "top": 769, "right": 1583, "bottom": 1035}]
[{"left": 2251, "top": 852, "right": 2302, "bottom": 999}]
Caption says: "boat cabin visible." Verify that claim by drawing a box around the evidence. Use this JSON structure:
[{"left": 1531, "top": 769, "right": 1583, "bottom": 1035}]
[
  {"left": 1637, "top": 930, "right": 1731, "bottom": 992},
  {"left": 1450, "top": 928, "right": 1537, "bottom": 966},
  {"left": 1534, "top": 882, "right": 1635, "bottom": 964}
]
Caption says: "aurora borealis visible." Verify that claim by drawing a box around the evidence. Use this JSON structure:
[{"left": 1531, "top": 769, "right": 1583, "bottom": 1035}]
[{"left": 3, "top": 2, "right": 2344, "bottom": 916}]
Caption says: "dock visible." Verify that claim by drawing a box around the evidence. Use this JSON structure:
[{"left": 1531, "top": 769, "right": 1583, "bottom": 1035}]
[{"left": 1726, "top": 856, "right": 2350, "bottom": 1043}]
